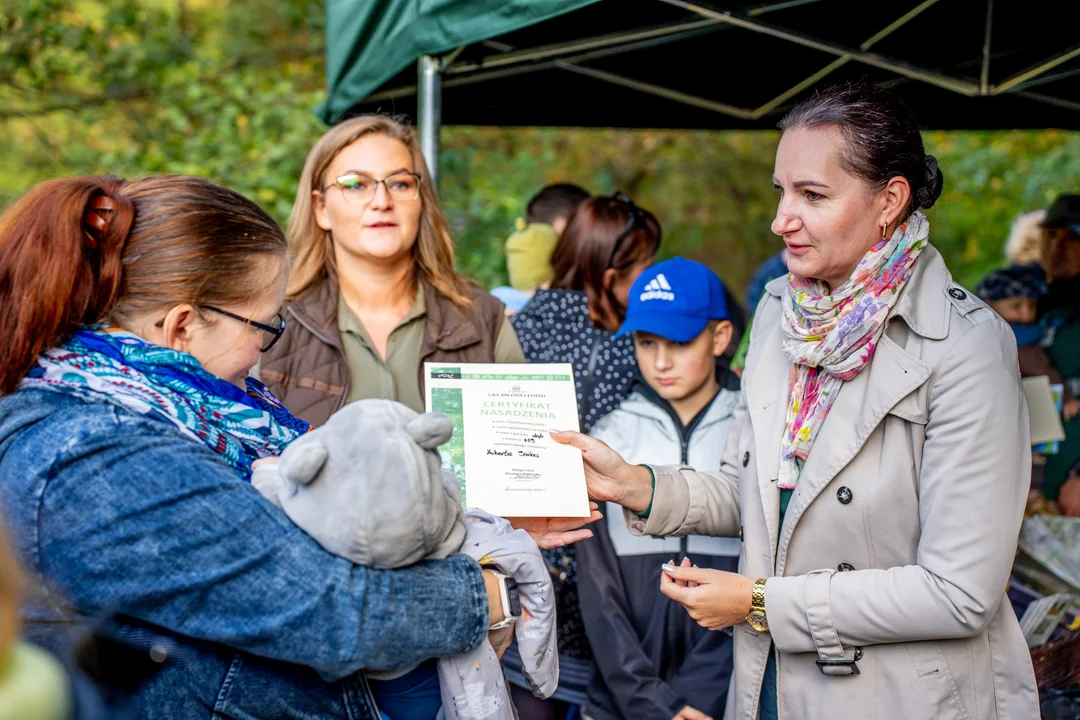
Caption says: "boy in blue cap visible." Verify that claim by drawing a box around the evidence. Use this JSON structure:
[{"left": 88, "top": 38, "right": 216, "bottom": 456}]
[{"left": 577, "top": 257, "right": 739, "bottom": 720}]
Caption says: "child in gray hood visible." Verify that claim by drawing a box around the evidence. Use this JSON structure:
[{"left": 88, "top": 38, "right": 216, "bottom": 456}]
[{"left": 251, "top": 399, "right": 557, "bottom": 720}]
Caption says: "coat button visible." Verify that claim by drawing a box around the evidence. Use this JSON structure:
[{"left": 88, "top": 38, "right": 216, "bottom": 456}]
[
  {"left": 837, "top": 486, "right": 853, "bottom": 504},
  {"left": 739, "top": 526, "right": 744, "bottom": 541},
  {"left": 949, "top": 287, "right": 967, "bottom": 300},
  {"left": 742, "top": 451, "right": 750, "bottom": 467},
  {"left": 853, "top": 647, "right": 863, "bottom": 661},
  {"left": 838, "top": 562, "right": 855, "bottom": 572}
]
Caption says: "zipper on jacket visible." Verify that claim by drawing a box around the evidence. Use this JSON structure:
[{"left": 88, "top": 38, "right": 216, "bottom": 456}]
[
  {"left": 679, "top": 435, "right": 690, "bottom": 562},
  {"left": 645, "top": 386, "right": 714, "bottom": 564}
]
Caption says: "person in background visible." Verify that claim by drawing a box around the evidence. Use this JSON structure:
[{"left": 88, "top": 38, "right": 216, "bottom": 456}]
[
  {"left": 1004, "top": 209, "right": 1047, "bottom": 268},
  {"left": 491, "top": 183, "right": 591, "bottom": 314},
  {"left": 730, "top": 249, "right": 788, "bottom": 377},
  {"left": 260, "top": 114, "right": 523, "bottom": 426},
  {"left": 508, "top": 192, "right": 661, "bottom": 719},
  {"left": 977, "top": 264, "right": 1076, "bottom": 501},
  {"left": 977, "top": 265, "right": 1079, "bottom": 418},
  {"left": 579, "top": 258, "right": 740, "bottom": 720},
  {"left": 744, "top": 249, "right": 789, "bottom": 313},
  {"left": 1037, "top": 194, "right": 1080, "bottom": 515}
]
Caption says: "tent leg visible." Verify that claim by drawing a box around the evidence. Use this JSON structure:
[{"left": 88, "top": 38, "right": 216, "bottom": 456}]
[{"left": 418, "top": 55, "right": 442, "bottom": 193}]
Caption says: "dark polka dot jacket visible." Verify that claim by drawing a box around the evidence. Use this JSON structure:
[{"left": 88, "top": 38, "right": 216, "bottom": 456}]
[{"left": 510, "top": 289, "right": 637, "bottom": 660}]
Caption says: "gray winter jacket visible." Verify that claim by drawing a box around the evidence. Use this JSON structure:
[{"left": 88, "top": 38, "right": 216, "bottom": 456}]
[{"left": 578, "top": 379, "right": 740, "bottom": 719}]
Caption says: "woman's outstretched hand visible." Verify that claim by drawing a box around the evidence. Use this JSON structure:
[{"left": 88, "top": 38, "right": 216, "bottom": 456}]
[
  {"left": 507, "top": 503, "right": 603, "bottom": 549},
  {"left": 550, "top": 430, "right": 654, "bottom": 513}
]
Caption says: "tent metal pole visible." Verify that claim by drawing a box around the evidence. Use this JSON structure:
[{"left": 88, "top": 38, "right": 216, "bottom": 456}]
[
  {"left": 1013, "top": 90, "right": 1080, "bottom": 114},
  {"left": 1009, "top": 66, "right": 1080, "bottom": 92},
  {"left": 992, "top": 44, "right": 1080, "bottom": 95},
  {"left": 444, "top": 0, "right": 826, "bottom": 76},
  {"left": 418, "top": 55, "right": 442, "bottom": 192},
  {"left": 980, "top": 0, "right": 993, "bottom": 95},
  {"left": 445, "top": 19, "right": 719, "bottom": 73},
  {"left": 370, "top": 24, "right": 736, "bottom": 104},
  {"left": 660, "top": 0, "right": 980, "bottom": 96},
  {"left": 556, "top": 62, "right": 756, "bottom": 118},
  {"left": 751, "top": 0, "right": 940, "bottom": 118}
]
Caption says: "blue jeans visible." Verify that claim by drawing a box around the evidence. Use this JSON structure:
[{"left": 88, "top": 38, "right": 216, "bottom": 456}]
[{"left": 370, "top": 661, "right": 442, "bottom": 720}]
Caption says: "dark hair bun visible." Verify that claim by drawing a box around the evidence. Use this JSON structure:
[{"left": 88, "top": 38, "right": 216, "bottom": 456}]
[{"left": 916, "top": 155, "right": 943, "bottom": 210}]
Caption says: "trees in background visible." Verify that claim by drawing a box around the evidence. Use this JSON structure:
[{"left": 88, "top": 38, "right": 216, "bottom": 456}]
[{"left": 3, "top": 0, "right": 1079, "bottom": 295}]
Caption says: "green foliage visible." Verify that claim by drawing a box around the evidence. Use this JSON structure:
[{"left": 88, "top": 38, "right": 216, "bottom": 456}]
[
  {"left": 0, "top": 0, "right": 325, "bottom": 218},
  {"left": 2, "top": 0, "right": 1079, "bottom": 300},
  {"left": 925, "top": 131, "right": 1080, "bottom": 289}
]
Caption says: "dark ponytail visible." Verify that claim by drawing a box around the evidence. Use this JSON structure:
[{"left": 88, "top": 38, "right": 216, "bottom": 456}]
[
  {"left": 0, "top": 174, "right": 287, "bottom": 395},
  {"left": 779, "top": 82, "right": 944, "bottom": 217},
  {"left": 0, "top": 176, "right": 135, "bottom": 393}
]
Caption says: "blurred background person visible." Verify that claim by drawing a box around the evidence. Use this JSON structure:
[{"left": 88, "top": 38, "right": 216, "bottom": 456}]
[
  {"left": 508, "top": 191, "right": 661, "bottom": 719},
  {"left": 1037, "top": 194, "right": 1080, "bottom": 514},
  {"left": 491, "top": 183, "right": 591, "bottom": 314}
]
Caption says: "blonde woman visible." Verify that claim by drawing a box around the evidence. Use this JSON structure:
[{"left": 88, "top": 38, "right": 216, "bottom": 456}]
[{"left": 261, "top": 115, "right": 524, "bottom": 426}]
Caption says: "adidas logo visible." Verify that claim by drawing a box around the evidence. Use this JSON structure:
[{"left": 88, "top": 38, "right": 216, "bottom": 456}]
[{"left": 640, "top": 273, "right": 675, "bottom": 301}]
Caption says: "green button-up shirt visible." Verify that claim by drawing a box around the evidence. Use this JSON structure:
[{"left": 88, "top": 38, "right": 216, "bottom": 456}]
[{"left": 337, "top": 288, "right": 525, "bottom": 413}]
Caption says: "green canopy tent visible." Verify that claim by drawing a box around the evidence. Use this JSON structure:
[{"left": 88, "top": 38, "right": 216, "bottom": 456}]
[{"left": 324, "top": 0, "right": 1080, "bottom": 186}]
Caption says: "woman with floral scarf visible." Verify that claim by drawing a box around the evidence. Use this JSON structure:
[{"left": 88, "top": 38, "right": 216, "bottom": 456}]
[{"left": 554, "top": 83, "right": 1038, "bottom": 720}]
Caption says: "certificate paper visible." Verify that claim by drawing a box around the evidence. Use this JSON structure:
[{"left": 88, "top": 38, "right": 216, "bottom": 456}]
[
  {"left": 1023, "top": 375, "right": 1066, "bottom": 446},
  {"left": 425, "top": 362, "right": 590, "bottom": 518}
]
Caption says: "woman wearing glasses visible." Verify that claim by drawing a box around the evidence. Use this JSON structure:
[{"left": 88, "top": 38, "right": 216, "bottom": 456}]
[
  {"left": 260, "top": 114, "right": 524, "bottom": 426},
  {"left": 508, "top": 193, "right": 661, "bottom": 717},
  {"left": 0, "top": 175, "right": 533, "bottom": 719}
]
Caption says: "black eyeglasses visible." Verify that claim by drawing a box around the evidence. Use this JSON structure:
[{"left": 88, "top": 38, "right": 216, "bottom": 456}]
[
  {"left": 201, "top": 306, "right": 286, "bottom": 352},
  {"left": 607, "top": 191, "right": 653, "bottom": 269}
]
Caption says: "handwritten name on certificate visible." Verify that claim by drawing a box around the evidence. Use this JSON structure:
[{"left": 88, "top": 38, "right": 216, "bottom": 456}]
[{"left": 425, "top": 362, "right": 590, "bottom": 518}]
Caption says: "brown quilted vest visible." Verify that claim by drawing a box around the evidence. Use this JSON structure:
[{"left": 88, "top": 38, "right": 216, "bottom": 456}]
[{"left": 260, "top": 276, "right": 505, "bottom": 426}]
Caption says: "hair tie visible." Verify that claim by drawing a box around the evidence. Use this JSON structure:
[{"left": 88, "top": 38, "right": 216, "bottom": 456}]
[
  {"left": 916, "top": 155, "right": 942, "bottom": 210},
  {"left": 923, "top": 155, "right": 939, "bottom": 186},
  {"left": 83, "top": 195, "right": 116, "bottom": 249}
]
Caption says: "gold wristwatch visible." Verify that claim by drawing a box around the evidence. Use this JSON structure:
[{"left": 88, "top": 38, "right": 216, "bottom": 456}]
[{"left": 745, "top": 578, "right": 769, "bottom": 632}]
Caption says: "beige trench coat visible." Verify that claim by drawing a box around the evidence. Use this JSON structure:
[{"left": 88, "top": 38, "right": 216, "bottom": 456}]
[{"left": 626, "top": 246, "right": 1039, "bottom": 720}]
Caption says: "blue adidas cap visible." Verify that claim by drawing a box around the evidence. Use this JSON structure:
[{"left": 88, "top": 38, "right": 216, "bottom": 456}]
[{"left": 616, "top": 257, "right": 729, "bottom": 343}]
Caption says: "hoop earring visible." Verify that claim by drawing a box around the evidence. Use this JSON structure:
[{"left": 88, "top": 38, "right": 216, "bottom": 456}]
[{"left": 881, "top": 221, "right": 889, "bottom": 239}]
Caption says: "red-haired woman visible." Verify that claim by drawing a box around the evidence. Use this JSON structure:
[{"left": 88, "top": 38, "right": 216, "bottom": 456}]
[{"left": 0, "top": 175, "right": 582, "bottom": 719}]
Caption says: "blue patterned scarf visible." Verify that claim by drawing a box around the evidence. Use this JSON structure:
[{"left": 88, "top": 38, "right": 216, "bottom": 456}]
[{"left": 21, "top": 326, "right": 309, "bottom": 480}]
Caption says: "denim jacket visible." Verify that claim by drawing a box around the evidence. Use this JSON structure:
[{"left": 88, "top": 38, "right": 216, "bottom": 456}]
[{"left": 0, "top": 386, "right": 489, "bottom": 720}]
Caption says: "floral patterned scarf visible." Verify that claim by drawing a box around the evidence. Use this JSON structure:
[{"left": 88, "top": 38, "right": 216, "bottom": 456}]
[{"left": 778, "top": 211, "right": 929, "bottom": 489}]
